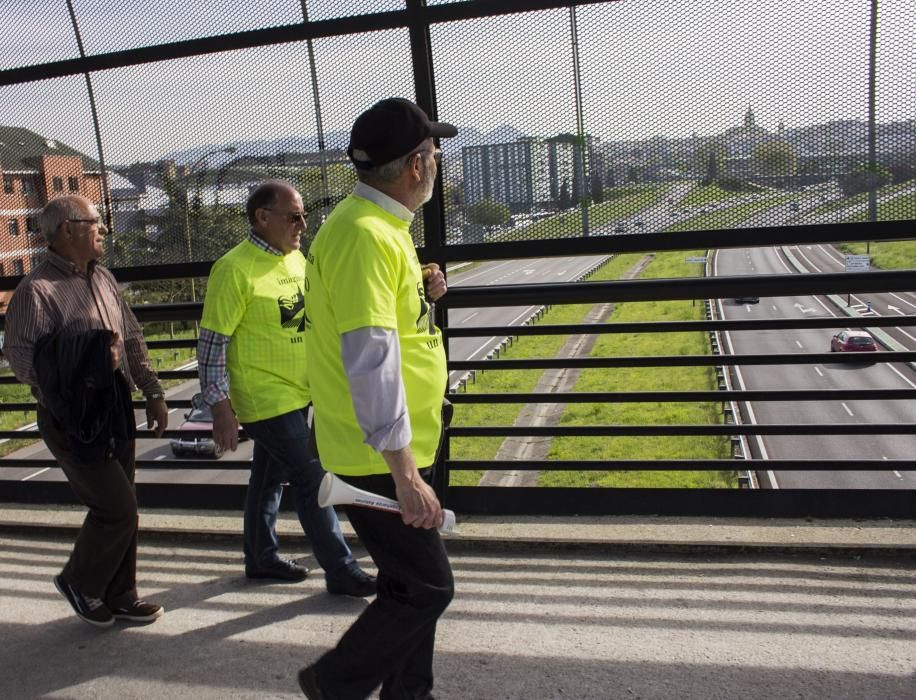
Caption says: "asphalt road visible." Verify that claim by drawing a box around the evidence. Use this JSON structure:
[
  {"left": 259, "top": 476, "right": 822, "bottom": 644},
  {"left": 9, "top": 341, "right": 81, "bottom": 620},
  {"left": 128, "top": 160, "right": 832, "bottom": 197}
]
[
  {"left": 3, "top": 252, "right": 609, "bottom": 487},
  {"left": 714, "top": 245, "right": 916, "bottom": 489},
  {"left": 6, "top": 184, "right": 912, "bottom": 492}
]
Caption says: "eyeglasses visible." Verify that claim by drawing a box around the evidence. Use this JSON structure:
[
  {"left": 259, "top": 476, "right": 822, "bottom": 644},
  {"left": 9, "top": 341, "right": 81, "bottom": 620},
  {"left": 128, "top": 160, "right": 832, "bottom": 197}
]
[
  {"left": 410, "top": 148, "right": 442, "bottom": 163},
  {"left": 262, "top": 208, "right": 307, "bottom": 223},
  {"left": 68, "top": 216, "right": 104, "bottom": 226}
]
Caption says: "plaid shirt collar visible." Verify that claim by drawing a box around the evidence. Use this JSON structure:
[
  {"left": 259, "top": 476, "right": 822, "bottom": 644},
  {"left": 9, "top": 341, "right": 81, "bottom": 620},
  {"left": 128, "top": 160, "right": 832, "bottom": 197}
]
[{"left": 247, "top": 229, "right": 283, "bottom": 256}]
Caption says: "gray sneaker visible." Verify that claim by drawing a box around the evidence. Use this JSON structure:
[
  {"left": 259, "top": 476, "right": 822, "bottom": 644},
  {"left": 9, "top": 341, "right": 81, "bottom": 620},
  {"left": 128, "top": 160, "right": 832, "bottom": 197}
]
[{"left": 53, "top": 574, "right": 114, "bottom": 628}]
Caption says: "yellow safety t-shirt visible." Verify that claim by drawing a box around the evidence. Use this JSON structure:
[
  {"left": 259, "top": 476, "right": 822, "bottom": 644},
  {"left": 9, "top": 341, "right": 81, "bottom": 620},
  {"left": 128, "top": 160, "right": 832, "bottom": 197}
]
[
  {"left": 304, "top": 194, "right": 447, "bottom": 475},
  {"left": 201, "top": 240, "right": 309, "bottom": 423}
]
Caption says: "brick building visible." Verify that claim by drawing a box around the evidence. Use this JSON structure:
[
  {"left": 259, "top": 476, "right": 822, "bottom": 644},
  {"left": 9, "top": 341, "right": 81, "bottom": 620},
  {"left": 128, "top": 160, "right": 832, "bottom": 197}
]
[{"left": 0, "top": 126, "right": 103, "bottom": 308}]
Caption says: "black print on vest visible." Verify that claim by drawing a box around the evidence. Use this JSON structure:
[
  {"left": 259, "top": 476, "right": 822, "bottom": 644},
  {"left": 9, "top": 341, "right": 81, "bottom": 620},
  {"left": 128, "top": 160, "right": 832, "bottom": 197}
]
[
  {"left": 415, "top": 282, "right": 430, "bottom": 332},
  {"left": 278, "top": 287, "right": 306, "bottom": 332}
]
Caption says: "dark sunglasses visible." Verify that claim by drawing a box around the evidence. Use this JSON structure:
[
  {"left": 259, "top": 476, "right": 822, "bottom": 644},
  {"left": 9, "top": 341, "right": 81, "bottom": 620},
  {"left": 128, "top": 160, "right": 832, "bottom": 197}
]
[{"left": 262, "top": 208, "right": 307, "bottom": 223}]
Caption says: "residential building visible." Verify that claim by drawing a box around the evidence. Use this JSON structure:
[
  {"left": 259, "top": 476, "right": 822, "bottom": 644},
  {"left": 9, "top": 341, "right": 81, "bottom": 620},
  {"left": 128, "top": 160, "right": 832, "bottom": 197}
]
[{"left": 0, "top": 126, "right": 103, "bottom": 307}]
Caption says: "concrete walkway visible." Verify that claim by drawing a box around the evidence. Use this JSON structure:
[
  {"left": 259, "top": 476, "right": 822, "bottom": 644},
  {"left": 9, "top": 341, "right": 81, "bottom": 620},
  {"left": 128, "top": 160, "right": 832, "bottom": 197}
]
[{"left": 0, "top": 509, "right": 914, "bottom": 699}]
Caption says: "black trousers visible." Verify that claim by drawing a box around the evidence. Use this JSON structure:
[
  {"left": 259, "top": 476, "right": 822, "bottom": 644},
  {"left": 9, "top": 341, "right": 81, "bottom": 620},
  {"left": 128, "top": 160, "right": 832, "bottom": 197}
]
[
  {"left": 37, "top": 405, "right": 139, "bottom": 608},
  {"left": 314, "top": 470, "right": 454, "bottom": 700}
]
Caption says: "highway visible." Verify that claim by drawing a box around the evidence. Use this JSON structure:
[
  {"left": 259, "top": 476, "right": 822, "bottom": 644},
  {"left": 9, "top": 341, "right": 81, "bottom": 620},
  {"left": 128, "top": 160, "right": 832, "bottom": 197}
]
[
  {"left": 714, "top": 244, "right": 916, "bottom": 489},
  {"left": 2, "top": 253, "right": 609, "bottom": 487},
  {"left": 6, "top": 186, "right": 912, "bottom": 492}
]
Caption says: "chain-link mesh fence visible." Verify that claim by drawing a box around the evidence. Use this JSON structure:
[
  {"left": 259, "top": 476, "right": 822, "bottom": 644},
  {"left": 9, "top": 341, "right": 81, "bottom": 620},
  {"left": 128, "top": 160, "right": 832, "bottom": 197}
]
[{"left": 0, "top": 1, "right": 913, "bottom": 279}]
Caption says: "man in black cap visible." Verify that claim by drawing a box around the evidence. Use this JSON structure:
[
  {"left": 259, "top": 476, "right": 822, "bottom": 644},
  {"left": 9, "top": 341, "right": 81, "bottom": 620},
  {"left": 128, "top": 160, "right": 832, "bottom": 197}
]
[{"left": 298, "top": 97, "right": 456, "bottom": 699}]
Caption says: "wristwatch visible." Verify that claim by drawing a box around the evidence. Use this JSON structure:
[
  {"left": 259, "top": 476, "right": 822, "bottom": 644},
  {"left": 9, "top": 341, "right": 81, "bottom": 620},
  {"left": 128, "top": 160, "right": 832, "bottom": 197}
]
[{"left": 147, "top": 392, "right": 165, "bottom": 401}]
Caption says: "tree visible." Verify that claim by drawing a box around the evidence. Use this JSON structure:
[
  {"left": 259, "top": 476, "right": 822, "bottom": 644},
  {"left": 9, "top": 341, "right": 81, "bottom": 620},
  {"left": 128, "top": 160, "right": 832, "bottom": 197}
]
[
  {"left": 751, "top": 141, "right": 798, "bottom": 177},
  {"left": 702, "top": 151, "right": 719, "bottom": 185},
  {"left": 693, "top": 143, "right": 725, "bottom": 182},
  {"left": 296, "top": 163, "right": 357, "bottom": 236},
  {"left": 466, "top": 199, "right": 510, "bottom": 227},
  {"left": 590, "top": 172, "right": 604, "bottom": 204},
  {"left": 558, "top": 179, "right": 572, "bottom": 209},
  {"left": 839, "top": 164, "right": 891, "bottom": 197}
]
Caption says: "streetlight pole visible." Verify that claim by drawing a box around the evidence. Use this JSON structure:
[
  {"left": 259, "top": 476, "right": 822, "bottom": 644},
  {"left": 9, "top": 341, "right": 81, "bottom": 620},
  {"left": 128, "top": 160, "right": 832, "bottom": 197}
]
[
  {"left": 182, "top": 146, "right": 236, "bottom": 330},
  {"left": 865, "top": 0, "right": 878, "bottom": 255}
]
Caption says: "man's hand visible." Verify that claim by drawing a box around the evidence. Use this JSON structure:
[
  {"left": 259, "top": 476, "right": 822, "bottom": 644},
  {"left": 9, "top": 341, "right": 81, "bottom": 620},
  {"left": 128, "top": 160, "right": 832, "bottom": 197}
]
[
  {"left": 384, "top": 446, "right": 445, "bottom": 530},
  {"left": 146, "top": 397, "right": 168, "bottom": 438},
  {"left": 211, "top": 399, "right": 240, "bottom": 452},
  {"left": 110, "top": 331, "right": 122, "bottom": 370},
  {"left": 421, "top": 263, "right": 447, "bottom": 302}
]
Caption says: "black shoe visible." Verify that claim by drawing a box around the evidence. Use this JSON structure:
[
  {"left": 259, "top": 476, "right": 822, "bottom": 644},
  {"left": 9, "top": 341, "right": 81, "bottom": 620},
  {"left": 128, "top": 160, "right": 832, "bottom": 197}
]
[
  {"left": 246, "top": 558, "right": 309, "bottom": 582},
  {"left": 326, "top": 567, "right": 377, "bottom": 597},
  {"left": 111, "top": 599, "right": 164, "bottom": 623},
  {"left": 53, "top": 574, "right": 114, "bottom": 628},
  {"left": 297, "top": 665, "right": 325, "bottom": 699}
]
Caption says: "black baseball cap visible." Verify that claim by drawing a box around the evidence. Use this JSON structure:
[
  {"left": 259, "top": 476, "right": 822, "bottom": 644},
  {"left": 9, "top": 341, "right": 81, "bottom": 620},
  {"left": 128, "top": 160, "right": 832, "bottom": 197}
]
[{"left": 347, "top": 97, "right": 457, "bottom": 170}]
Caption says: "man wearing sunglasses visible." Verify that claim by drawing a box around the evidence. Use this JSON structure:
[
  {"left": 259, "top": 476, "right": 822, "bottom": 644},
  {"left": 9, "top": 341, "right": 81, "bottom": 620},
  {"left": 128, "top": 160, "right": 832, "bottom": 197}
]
[
  {"left": 197, "top": 180, "right": 375, "bottom": 597},
  {"left": 298, "top": 98, "right": 455, "bottom": 700}
]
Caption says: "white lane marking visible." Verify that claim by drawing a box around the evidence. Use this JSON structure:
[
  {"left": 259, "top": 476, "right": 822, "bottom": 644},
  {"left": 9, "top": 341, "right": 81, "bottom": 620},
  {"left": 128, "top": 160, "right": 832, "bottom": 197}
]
[
  {"left": 462, "top": 306, "right": 541, "bottom": 361},
  {"left": 795, "top": 340, "right": 803, "bottom": 349},
  {"left": 793, "top": 302, "right": 815, "bottom": 314},
  {"left": 463, "top": 311, "right": 479, "bottom": 323},
  {"left": 817, "top": 244, "right": 845, "bottom": 266},
  {"left": 888, "top": 292, "right": 916, "bottom": 310},
  {"left": 886, "top": 304, "right": 905, "bottom": 315},
  {"left": 894, "top": 471, "right": 904, "bottom": 479},
  {"left": 886, "top": 363, "right": 916, "bottom": 389},
  {"left": 453, "top": 259, "right": 520, "bottom": 285},
  {"left": 841, "top": 402, "right": 854, "bottom": 417},
  {"left": 21, "top": 467, "right": 50, "bottom": 482},
  {"left": 793, "top": 246, "right": 824, "bottom": 273},
  {"left": 814, "top": 367, "right": 824, "bottom": 377},
  {"left": 557, "top": 269, "right": 567, "bottom": 276},
  {"left": 0, "top": 420, "right": 38, "bottom": 446},
  {"left": 155, "top": 455, "right": 166, "bottom": 461},
  {"left": 770, "top": 305, "right": 778, "bottom": 312},
  {"left": 523, "top": 269, "right": 535, "bottom": 275}
]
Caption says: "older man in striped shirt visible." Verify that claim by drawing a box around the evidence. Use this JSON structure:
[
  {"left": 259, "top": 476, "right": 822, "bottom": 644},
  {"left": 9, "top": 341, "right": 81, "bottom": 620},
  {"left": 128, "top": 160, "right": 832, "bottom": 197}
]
[{"left": 3, "top": 194, "right": 168, "bottom": 628}]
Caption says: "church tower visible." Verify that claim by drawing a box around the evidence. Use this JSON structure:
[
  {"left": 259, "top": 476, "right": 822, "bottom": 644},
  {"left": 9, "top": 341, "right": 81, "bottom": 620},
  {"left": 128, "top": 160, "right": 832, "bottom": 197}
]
[{"left": 744, "top": 104, "right": 756, "bottom": 130}]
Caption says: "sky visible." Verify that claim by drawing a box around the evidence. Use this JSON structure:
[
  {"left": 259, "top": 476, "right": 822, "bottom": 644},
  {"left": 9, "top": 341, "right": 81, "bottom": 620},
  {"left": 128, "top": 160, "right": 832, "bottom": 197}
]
[{"left": 0, "top": 0, "right": 912, "bottom": 165}]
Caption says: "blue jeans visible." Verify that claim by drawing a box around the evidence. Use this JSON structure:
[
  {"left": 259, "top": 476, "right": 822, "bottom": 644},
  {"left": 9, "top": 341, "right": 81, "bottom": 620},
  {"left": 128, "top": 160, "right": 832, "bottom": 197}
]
[{"left": 241, "top": 407, "right": 356, "bottom": 580}]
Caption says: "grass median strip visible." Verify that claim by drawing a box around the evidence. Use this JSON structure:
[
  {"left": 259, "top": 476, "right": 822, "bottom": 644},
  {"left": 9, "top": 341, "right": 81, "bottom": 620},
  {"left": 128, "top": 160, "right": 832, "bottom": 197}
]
[
  {"left": 448, "top": 249, "right": 735, "bottom": 488},
  {"left": 542, "top": 250, "right": 734, "bottom": 488},
  {"left": 448, "top": 254, "right": 641, "bottom": 487}
]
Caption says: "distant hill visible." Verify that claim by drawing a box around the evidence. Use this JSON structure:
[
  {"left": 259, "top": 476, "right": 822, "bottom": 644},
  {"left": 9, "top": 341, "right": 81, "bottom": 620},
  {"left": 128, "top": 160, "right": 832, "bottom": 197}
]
[{"left": 157, "top": 123, "right": 532, "bottom": 166}]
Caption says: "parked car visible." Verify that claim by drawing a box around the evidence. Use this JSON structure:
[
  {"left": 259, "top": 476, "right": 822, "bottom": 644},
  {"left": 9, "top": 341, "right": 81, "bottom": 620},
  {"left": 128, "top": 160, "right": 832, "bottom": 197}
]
[
  {"left": 170, "top": 398, "right": 224, "bottom": 458},
  {"left": 734, "top": 295, "right": 760, "bottom": 304},
  {"left": 830, "top": 329, "right": 877, "bottom": 352}
]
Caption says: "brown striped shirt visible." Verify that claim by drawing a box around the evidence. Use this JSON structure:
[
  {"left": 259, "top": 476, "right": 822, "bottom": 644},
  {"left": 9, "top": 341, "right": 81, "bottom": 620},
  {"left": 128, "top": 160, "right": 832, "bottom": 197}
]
[{"left": 3, "top": 248, "right": 162, "bottom": 398}]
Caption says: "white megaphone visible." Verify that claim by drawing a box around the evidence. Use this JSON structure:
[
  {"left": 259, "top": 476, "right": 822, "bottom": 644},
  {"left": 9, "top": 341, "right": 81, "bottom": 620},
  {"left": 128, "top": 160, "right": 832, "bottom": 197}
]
[{"left": 318, "top": 472, "right": 457, "bottom": 535}]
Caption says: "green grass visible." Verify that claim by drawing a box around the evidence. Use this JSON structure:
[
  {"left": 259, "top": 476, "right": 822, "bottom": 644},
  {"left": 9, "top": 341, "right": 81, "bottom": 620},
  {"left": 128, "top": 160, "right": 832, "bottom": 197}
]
[
  {"left": 807, "top": 180, "right": 914, "bottom": 218},
  {"left": 841, "top": 189, "right": 916, "bottom": 224},
  {"left": 449, "top": 249, "right": 735, "bottom": 489},
  {"left": 667, "top": 195, "right": 789, "bottom": 233},
  {"left": 502, "top": 184, "right": 667, "bottom": 240},
  {"left": 676, "top": 183, "right": 759, "bottom": 206},
  {"left": 448, "top": 253, "right": 645, "bottom": 486},
  {"left": 837, "top": 191, "right": 916, "bottom": 270},
  {"left": 0, "top": 326, "right": 198, "bottom": 457},
  {"left": 541, "top": 250, "right": 734, "bottom": 489}
]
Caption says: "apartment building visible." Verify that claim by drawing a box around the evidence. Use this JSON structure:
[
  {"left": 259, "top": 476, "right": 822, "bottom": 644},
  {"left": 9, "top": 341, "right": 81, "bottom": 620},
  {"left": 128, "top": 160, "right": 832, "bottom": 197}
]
[{"left": 0, "top": 126, "right": 102, "bottom": 307}]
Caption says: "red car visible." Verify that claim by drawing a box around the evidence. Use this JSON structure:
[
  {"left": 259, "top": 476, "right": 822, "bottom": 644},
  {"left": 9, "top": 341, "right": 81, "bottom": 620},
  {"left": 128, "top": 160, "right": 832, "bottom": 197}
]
[
  {"left": 830, "top": 330, "right": 877, "bottom": 352},
  {"left": 170, "top": 399, "right": 224, "bottom": 458}
]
